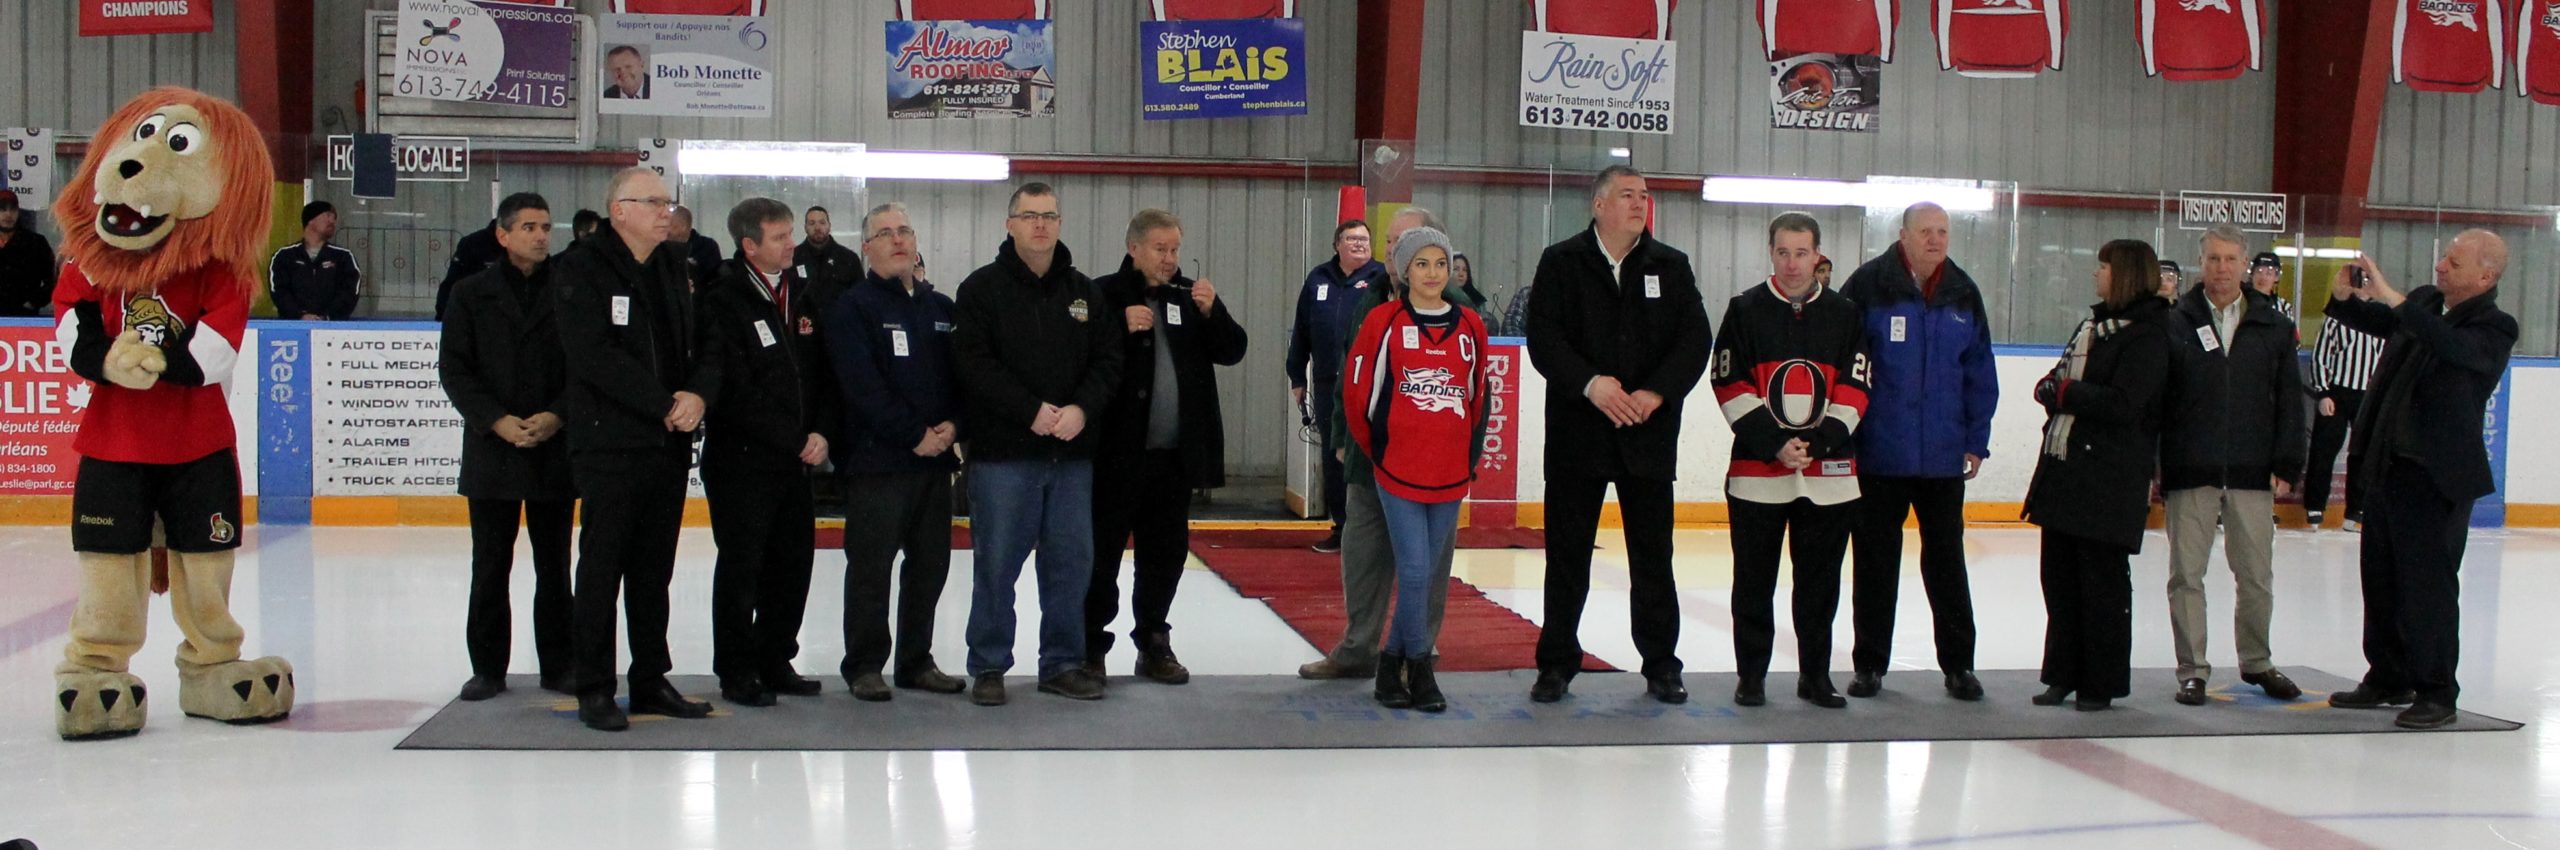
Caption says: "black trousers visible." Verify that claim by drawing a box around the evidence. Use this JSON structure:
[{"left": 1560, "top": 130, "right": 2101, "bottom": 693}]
[
  {"left": 1535, "top": 475, "right": 1681, "bottom": 676},
  {"left": 1729, "top": 497, "right": 1853, "bottom": 682},
  {"left": 2360, "top": 458, "right": 2474, "bottom": 705},
  {"left": 2037, "top": 528, "right": 2133, "bottom": 699},
  {"left": 841, "top": 470, "right": 954, "bottom": 681},
  {"left": 570, "top": 447, "right": 692, "bottom": 696},
  {"left": 1087, "top": 449, "right": 1191, "bottom": 658},
  {"left": 464, "top": 497, "right": 575, "bottom": 679},
  {"left": 703, "top": 455, "right": 816, "bottom": 685},
  {"left": 1850, "top": 475, "right": 1977, "bottom": 674},
  {"left": 2303, "top": 389, "right": 2365, "bottom": 518},
  {"left": 1314, "top": 380, "right": 1346, "bottom": 527}
]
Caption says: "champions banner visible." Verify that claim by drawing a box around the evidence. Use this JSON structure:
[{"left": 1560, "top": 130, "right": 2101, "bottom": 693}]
[
  {"left": 1770, "top": 53, "right": 1882, "bottom": 133},
  {"left": 79, "top": 0, "right": 214, "bottom": 37},
  {"left": 1140, "top": 18, "right": 1308, "bottom": 121},
  {"left": 887, "top": 20, "right": 1058, "bottom": 119}
]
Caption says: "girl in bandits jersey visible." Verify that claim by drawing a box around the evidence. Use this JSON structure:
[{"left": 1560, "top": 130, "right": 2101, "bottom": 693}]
[
  {"left": 1343, "top": 226, "right": 1488, "bottom": 714},
  {"left": 2023, "top": 240, "right": 2175, "bottom": 712}
]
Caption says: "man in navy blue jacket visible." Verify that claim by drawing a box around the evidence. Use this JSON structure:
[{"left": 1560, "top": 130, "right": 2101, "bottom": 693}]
[
  {"left": 1838, "top": 202, "right": 1998, "bottom": 702},
  {"left": 1281, "top": 220, "right": 1388, "bottom": 555},
  {"left": 824, "top": 202, "right": 968, "bottom": 702}
]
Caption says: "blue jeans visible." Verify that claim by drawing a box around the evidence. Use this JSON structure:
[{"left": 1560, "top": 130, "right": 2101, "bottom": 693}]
[
  {"left": 965, "top": 459, "right": 1096, "bottom": 679},
  {"left": 1376, "top": 490, "right": 1461, "bottom": 658}
]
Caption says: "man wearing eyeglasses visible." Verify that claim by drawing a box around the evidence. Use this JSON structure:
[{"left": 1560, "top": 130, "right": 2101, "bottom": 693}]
[
  {"left": 950, "top": 182, "right": 1122, "bottom": 706},
  {"left": 550, "top": 167, "right": 722, "bottom": 731},
  {"left": 825, "top": 202, "right": 969, "bottom": 702}
]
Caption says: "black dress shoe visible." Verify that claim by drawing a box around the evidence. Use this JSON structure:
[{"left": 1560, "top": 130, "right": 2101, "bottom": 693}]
[
  {"left": 896, "top": 667, "right": 968, "bottom": 694},
  {"left": 2031, "top": 685, "right": 2074, "bottom": 707},
  {"left": 2395, "top": 701, "right": 2458, "bottom": 729},
  {"left": 847, "top": 673, "right": 893, "bottom": 702},
  {"left": 1846, "top": 670, "right": 1883, "bottom": 698},
  {"left": 2174, "top": 678, "right": 2209, "bottom": 706},
  {"left": 2241, "top": 668, "right": 2302, "bottom": 700},
  {"left": 720, "top": 681, "right": 776, "bottom": 708},
  {"left": 1528, "top": 669, "right": 1571, "bottom": 703},
  {"left": 578, "top": 692, "right": 629, "bottom": 731},
  {"left": 1037, "top": 669, "right": 1107, "bottom": 701},
  {"left": 2329, "top": 682, "right": 2418, "bottom": 709},
  {"left": 538, "top": 673, "right": 575, "bottom": 694},
  {"left": 2074, "top": 695, "right": 2113, "bottom": 712},
  {"left": 970, "top": 673, "right": 1007, "bottom": 706},
  {"left": 1645, "top": 674, "right": 1689, "bottom": 705},
  {"left": 1734, "top": 677, "right": 1767, "bottom": 707},
  {"left": 1798, "top": 677, "right": 1848, "bottom": 709},
  {"left": 457, "top": 675, "right": 506, "bottom": 702},
  {"left": 629, "top": 680, "right": 713, "bottom": 718},
  {"left": 1944, "top": 671, "right": 1985, "bottom": 702},
  {"left": 1311, "top": 528, "right": 1343, "bottom": 553},
  {"left": 763, "top": 667, "right": 823, "bottom": 697}
]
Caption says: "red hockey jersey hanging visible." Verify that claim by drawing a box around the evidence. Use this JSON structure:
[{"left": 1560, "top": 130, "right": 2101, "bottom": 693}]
[
  {"left": 2393, "top": 0, "right": 2506, "bottom": 92},
  {"left": 1931, "top": 0, "right": 2069, "bottom": 78},
  {"left": 2137, "top": 0, "right": 2264, "bottom": 81},
  {"left": 1758, "top": 0, "right": 1900, "bottom": 62},
  {"left": 1529, "top": 0, "right": 1678, "bottom": 39},
  {"left": 1151, "top": 0, "right": 1293, "bottom": 19},
  {"left": 2516, "top": 0, "right": 2559, "bottom": 102},
  {"left": 898, "top": 0, "right": 1050, "bottom": 19}
]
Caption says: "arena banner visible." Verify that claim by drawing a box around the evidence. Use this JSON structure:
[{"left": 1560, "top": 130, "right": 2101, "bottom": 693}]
[
  {"left": 2176, "top": 190, "right": 2288, "bottom": 233},
  {"left": 0, "top": 324, "right": 86, "bottom": 496},
  {"left": 612, "top": 0, "right": 765, "bottom": 13},
  {"left": 1770, "top": 53, "right": 1883, "bottom": 133},
  {"left": 597, "top": 14, "right": 776, "bottom": 118},
  {"left": 79, "top": 0, "right": 214, "bottom": 36},
  {"left": 311, "top": 329, "right": 463, "bottom": 497},
  {"left": 887, "top": 19, "right": 1059, "bottom": 119},
  {"left": 1472, "top": 341, "right": 1524, "bottom": 528},
  {"left": 1139, "top": 17, "right": 1308, "bottom": 120},
  {"left": 394, "top": 0, "right": 578, "bottom": 109},
  {"left": 1518, "top": 30, "right": 1676, "bottom": 135},
  {"left": 5, "top": 128, "right": 56, "bottom": 212},
  {"left": 2474, "top": 372, "right": 2512, "bottom": 527}
]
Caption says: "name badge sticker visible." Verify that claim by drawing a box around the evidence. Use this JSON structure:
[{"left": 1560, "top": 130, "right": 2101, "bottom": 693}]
[
  {"left": 1401, "top": 326, "right": 1420, "bottom": 349},
  {"left": 610, "top": 296, "right": 630, "bottom": 326},
  {"left": 753, "top": 320, "right": 777, "bottom": 348},
  {"left": 1166, "top": 303, "right": 1184, "bottom": 326},
  {"left": 891, "top": 329, "right": 911, "bottom": 357},
  {"left": 1317, "top": 284, "right": 1330, "bottom": 302},
  {"left": 1890, "top": 316, "right": 1907, "bottom": 343},
  {"left": 1644, "top": 274, "right": 1662, "bottom": 299},
  {"left": 2197, "top": 325, "right": 2220, "bottom": 353}
]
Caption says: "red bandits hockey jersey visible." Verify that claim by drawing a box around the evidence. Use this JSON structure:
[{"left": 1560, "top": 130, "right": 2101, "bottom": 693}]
[
  {"left": 51, "top": 261, "right": 247, "bottom": 466},
  {"left": 1710, "top": 281, "right": 1871, "bottom": 507},
  {"left": 1344, "top": 300, "right": 1489, "bottom": 505},
  {"left": 2517, "top": 0, "right": 2560, "bottom": 102},
  {"left": 1931, "top": 0, "right": 2069, "bottom": 78},
  {"left": 2138, "top": 0, "right": 2264, "bottom": 81},
  {"left": 1151, "top": 0, "right": 1293, "bottom": 19},
  {"left": 1758, "top": 0, "right": 1900, "bottom": 61},
  {"left": 897, "top": 0, "right": 1048, "bottom": 20},
  {"left": 1530, "top": 0, "right": 1678, "bottom": 39},
  {"left": 2393, "top": 0, "right": 2506, "bottom": 92}
]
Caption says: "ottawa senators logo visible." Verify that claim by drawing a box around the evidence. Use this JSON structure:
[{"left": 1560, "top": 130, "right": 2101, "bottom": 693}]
[
  {"left": 123, "top": 293, "right": 182, "bottom": 347},
  {"left": 1765, "top": 358, "right": 1833, "bottom": 431},
  {"left": 208, "top": 513, "right": 235, "bottom": 544}
]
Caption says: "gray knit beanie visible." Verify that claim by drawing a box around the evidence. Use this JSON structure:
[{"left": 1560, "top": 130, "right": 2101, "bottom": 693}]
[{"left": 1390, "top": 225, "right": 1456, "bottom": 285}]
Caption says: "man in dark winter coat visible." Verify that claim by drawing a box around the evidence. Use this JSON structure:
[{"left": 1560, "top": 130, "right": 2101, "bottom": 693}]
[
  {"left": 2323, "top": 234, "right": 2518, "bottom": 730},
  {"left": 1523, "top": 165, "right": 1711, "bottom": 706},
  {"left": 794, "top": 205, "right": 865, "bottom": 309},
  {"left": 0, "top": 190, "right": 57, "bottom": 316},
  {"left": 268, "top": 202, "right": 362, "bottom": 320},
  {"left": 1838, "top": 202, "right": 1998, "bottom": 703},
  {"left": 696, "top": 197, "right": 842, "bottom": 708},
  {"left": 1084, "top": 209, "right": 1247, "bottom": 686},
  {"left": 1283, "top": 219, "right": 1388, "bottom": 553},
  {"left": 551, "top": 167, "right": 721, "bottom": 731},
  {"left": 950, "top": 182, "right": 1123, "bottom": 706},
  {"left": 438, "top": 192, "right": 575, "bottom": 703},
  {"left": 2159, "top": 225, "right": 2309, "bottom": 707},
  {"left": 436, "top": 217, "right": 507, "bottom": 321}
]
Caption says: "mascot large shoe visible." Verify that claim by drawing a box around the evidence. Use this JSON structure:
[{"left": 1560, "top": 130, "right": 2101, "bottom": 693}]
[{"left": 50, "top": 87, "right": 293, "bottom": 740}]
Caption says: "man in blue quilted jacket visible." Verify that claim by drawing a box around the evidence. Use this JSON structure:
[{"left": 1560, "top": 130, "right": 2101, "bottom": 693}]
[{"left": 1837, "top": 202, "right": 1999, "bottom": 702}]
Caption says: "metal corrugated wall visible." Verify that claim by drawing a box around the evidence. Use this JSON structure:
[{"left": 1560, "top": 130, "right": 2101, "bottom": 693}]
[{"left": 0, "top": 0, "right": 241, "bottom": 134}]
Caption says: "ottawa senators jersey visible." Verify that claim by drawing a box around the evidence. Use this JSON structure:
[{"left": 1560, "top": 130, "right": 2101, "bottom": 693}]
[
  {"left": 1711, "top": 281, "right": 1871, "bottom": 506},
  {"left": 51, "top": 261, "right": 247, "bottom": 465},
  {"left": 2138, "top": 0, "right": 2264, "bottom": 81},
  {"left": 2393, "top": 0, "right": 2507, "bottom": 92},
  {"left": 1758, "top": 0, "right": 1900, "bottom": 61},
  {"left": 1931, "top": 0, "right": 2069, "bottom": 78}
]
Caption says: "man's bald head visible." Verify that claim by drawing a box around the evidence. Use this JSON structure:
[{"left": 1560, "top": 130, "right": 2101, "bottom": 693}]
[{"left": 2436, "top": 228, "right": 2510, "bottom": 307}]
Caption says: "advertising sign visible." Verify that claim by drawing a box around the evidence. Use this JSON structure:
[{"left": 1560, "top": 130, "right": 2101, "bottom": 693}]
[
  {"left": 1519, "top": 30, "right": 1676, "bottom": 135},
  {"left": 394, "top": 0, "right": 578, "bottom": 109},
  {"left": 1771, "top": 53, "right": 1883, "bottom": 133},
  {"left": 1140, "top": 18, "right": 1308, "bottom": 120},
  {"left": 887, "top": 19, "right": 1058, "bottom": 119},
  {"left": 598, "top": 14, "right": 776, "bottom": 117}
]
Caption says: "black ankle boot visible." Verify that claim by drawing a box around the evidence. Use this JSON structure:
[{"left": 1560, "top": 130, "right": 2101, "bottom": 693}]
[
  {"left": 2032, "top": 685, "right": 2074, "bottom": 707},
  {"left": 1406, "top": 654, "right": 1447, "bottom": 713},
  {"left": 1374, "top": 652, "right": 1412, "bottom": 709}
]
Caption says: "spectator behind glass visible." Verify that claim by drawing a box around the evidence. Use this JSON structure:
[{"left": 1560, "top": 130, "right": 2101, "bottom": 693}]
[{"left": 0, "top": 190, "right": 58, "bottom": 316}]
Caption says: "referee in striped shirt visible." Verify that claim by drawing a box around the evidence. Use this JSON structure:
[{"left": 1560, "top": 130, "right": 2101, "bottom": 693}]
[{"left": 2306, "top": 290, "right": 2387, "bottom": 530}]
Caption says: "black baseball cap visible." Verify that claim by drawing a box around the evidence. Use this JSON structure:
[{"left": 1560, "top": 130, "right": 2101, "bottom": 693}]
[
  {"left": 2250, "top": 251, "right": 2281, "bottom": 271},
  {"left": 2160, "top": 260, "right": 2183, "bottom": 277}
]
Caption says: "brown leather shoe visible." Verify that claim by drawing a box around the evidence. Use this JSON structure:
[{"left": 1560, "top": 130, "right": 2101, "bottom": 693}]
[
  {"left": 1297, "top": 656, "right": 1375, "bottom": 680},
  {"left": 1135, "top": 633, "right": 1191, "bottom": 685},
  {"left": 895, "top": 666, "right": 968, "bottom": 695}
]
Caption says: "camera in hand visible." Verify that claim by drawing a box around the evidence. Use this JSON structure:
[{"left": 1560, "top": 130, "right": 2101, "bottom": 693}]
[{"left": 2348, "top": 266, "right": 2369, "bottom": 289}]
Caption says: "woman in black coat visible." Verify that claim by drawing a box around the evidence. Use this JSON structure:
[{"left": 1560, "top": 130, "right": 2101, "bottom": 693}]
[{"left": 2022, "top": 239, "right": 2174, "bottom": 711}]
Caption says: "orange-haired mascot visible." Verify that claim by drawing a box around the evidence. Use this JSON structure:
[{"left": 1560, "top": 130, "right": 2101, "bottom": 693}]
[{"left": 51, "top": 87, "right": 293, "bottom": 739}]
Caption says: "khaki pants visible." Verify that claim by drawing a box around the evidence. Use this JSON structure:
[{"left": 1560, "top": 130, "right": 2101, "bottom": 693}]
[{"left": 2163, "top": 486, "right": 2277, "bottom": 682}]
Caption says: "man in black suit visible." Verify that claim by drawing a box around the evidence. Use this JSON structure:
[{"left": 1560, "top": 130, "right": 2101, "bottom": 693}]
[
  {"left": 551, "top": 167, "right": 721, "bottom": 731},
  {"left": 439, "top": 192, "right": 575, "bottom": 703},
  {"left": 1522, "top": 165, "right": 1713, "bottom": 705},
  {"left": 2321, "top": 231, "right": 2518, "bottom": 730}
]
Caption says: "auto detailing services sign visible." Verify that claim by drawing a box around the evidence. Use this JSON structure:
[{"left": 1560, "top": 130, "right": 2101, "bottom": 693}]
[
  {"left": 80, "top": 0, "right": 214, "bottom": 36},
  {"left": 887, "top": 20, "right": 1058, "bottom": 119},
  {"left": 393, "top": 0, "right": 577, "bottom": 109},
  {"left": 1140, "top": 18, "right": 1308, "bottom": 120},
  {"left": 1771, "top": 53, "right": 1883, "bottom": 133},
  {"left": 1519, "top": 30, "right": 1676, "bottom": 135}
]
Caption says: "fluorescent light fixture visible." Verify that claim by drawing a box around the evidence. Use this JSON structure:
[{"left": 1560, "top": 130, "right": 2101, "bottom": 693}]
[
  {"left": 1700, "top": 176, "right": 1997, "bottom": 212},
  {"left": 2272, "top": 246, "right": 2361, "bottom": 260},
  {"left": 1608, "top": 147, "right": 1632, "bottom": 158},
  {"left": 674, "top": 141, "right": 1008, "bottom": 182}
]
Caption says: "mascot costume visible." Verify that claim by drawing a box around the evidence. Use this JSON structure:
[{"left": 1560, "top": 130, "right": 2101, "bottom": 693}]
[{"left": 51, "top": 87, "right": 294, "bottom": 740}]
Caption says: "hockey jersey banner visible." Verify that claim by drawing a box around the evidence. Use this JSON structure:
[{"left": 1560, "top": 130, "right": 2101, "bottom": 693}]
[
  {"left": 2137, "top": 0, "right": 2263, "bottom": 81},
  {"left": 898, "top": 0, "right": 1048, "bottom": 19},
  {"left": 2517, "top": 0, "right": 2560, "bottom": 102},
  {"left": 1150, "top": 0, "right": 1293, "bottom": 19},
  {"left": 1932, "top": 0, "right": 2068, "bottom": 78},
  {"left": 1758, "top": 0, "right": 1899, "bottom": 61},
  {"left": 2393, "top": 0, "right": 2506, "bottom": 92},
  {"left": 1529, "top": 0, "right": 1679, "bottom": 39}
]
